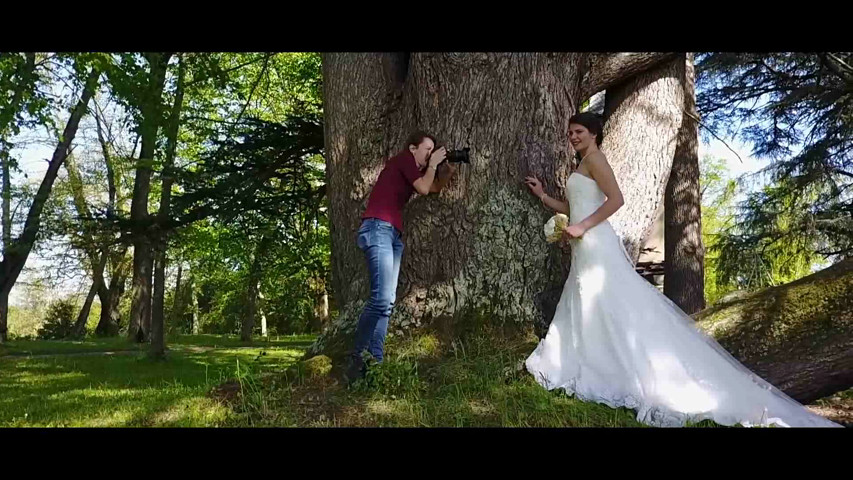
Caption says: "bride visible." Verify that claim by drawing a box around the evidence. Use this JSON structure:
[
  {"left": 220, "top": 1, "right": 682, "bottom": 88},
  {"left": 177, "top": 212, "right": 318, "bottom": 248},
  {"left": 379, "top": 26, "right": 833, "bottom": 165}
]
[{"left": 523, "top": 112, "right": 841, "bottom": 428}]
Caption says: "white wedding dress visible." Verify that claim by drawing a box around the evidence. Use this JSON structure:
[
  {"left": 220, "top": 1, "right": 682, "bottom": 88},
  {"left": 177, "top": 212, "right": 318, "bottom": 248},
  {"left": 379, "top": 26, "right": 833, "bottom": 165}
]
[{"left": 525, "top": 172, "right": 841, "bottom": 427}]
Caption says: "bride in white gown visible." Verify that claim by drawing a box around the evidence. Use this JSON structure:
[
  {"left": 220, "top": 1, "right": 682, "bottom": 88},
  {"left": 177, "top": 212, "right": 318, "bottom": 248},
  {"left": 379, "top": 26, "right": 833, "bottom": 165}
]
[{"left": 523, "top": 112, "right": 841, "bottom": 428}]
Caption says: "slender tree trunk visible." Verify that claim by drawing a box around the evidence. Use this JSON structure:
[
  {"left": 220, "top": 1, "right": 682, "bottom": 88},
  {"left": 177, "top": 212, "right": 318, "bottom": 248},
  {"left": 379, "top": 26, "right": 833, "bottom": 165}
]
[
  {"left": 93, "top": 110, "right": 125, "bottom": 337},
  {"left": 128, "top": 52, "right": 171, "bottom": 343},
  {"left": 0, "top": 152, "right": 9, "bottom": 342},
  {"left": 2, "top": 150, "right": 10, "bottom": 254},
  {"left": 664, "top": 53, "right": 706, "bottom": 314},
  {"left": 312, "top": 290, "right": 329, "bottom": 332},
  {"left": 94, "top": 112, "right": 117, "bottom": 218},
  {"left": 310, "top": 52, "right": 680, "bottom": 358},
  {"left": 64, "top": 157, "right": 111, "bottom": 337},
  {"left": 170, "top": 262, "right": 183, "bottom": 331},
  {"left": 190, "top": 272, "right": 198, "bottom": 335},
  {"left": 0, "top": 52, "right": 37, "bottom": 343},
  {"left": 258, "top": 284, "right": 267, "bottom": 338},
  {"left": 151, "top": 54, "right": 184, "bottom": 358},
  {"left": 0, "top": 66, "right": 99, "bottom": 343},
  {"left": 70, "top": 251, "right": 109, "bottom": 339},
  {"left": 242, "top": 241, "right": 265, "bottom": 343},
  {"left": 95, "top": 249, "right": 128, "bottom": 337},
  {"left": 244, "top": 276, "right": 258, "bottom": 343}
]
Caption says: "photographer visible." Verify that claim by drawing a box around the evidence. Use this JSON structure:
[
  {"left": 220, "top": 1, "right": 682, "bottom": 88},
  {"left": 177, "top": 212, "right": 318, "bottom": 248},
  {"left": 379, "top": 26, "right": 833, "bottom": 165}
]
[{"left": 344, "top": 130, "right": 459, "bottom": 384}]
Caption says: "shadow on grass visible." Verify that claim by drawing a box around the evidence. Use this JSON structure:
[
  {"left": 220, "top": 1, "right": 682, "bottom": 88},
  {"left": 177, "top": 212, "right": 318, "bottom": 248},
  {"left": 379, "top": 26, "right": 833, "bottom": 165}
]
[{"left": 0, "top": 339, "right": 312, "bottom": 427}]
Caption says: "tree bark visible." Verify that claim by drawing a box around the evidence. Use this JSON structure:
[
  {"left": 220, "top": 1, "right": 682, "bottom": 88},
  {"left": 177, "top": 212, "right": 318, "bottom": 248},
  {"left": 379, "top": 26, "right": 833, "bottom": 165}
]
[
  {"left": 70, "top": 251, "right": 109, "bottom": 339},
  {"left": 189, "top": 271, "right": 198, "bottom": 335},
  {"left": 0, "top": 66, "right": 99, "bottom": 343},
  {"left": 310, "top": 52, "right": 681, "bottom": 359},
  {"left": 0, "top": 52, "right": 37, "bottom": 343},
  {"left": 242, "top": 238, "right": 266, "bottom": 342},
  {"left": 311, "top": 290, "right": 329, "bottom": 332},
  {"left": 664, "top": 53, "right": 706, "bottom": 314},
  {"left": 2, "top": 150, "right": 11, "bottom": 255},
  {"left": 259, "top": 286, "right": 268, "bottom": 337},
  {"left": 694, "top": 258, "right": 853, "bottom": 404},
  {"left": 94, "top": 111, "right": 117, "bottom": 218},
  {"left": 602, "top": 57, "right": 686, "bottom": 262},
  {"left": 170, "top": 262, "right": 183, "bottom": 330},
  {"left": 93, "top": 110, "right": 125, "bottom": 337},
  {"left": 95, "top": 252, "right": 128, "bottom": 337},
  {"left": 128, "top": 52, "right": 171, "bottom": 343},
  {"left": 64, "top": 157, "right": 111, "bottom": 338},
  {"left": 151, "top": 54, "right": 184, "bottom": 358}
]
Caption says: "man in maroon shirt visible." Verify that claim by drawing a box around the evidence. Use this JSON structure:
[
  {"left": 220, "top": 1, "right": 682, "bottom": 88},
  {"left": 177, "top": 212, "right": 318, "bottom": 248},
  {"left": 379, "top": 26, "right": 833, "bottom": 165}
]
[{"left": 345, "top": 130, "right": 456, "bottom": 383}]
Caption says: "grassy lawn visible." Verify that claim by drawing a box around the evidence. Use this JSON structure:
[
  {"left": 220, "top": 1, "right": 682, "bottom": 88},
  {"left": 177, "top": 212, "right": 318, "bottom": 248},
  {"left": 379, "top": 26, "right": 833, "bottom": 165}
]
[
  {"left": 0, "top": 335, "right": 312, "bottom": 427},
  {"left": 2, "top": 332, "right": 842, "bottom": 428}
]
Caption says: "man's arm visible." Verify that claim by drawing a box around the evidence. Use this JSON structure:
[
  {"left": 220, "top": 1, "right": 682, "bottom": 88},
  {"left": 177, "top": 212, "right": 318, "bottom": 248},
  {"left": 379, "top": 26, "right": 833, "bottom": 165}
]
[
  {"left": 429, "top": 162, "right": 457, "bottom": 193},
  {"left": 413, "top": 164, "right": 438, "bottom": 195}
]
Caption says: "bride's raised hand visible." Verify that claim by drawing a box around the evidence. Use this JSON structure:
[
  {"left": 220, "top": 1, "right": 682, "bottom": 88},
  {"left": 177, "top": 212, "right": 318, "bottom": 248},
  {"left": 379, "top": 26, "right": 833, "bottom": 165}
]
[{"left": 525, "top": 175, "right": 544, "bottom": 199}]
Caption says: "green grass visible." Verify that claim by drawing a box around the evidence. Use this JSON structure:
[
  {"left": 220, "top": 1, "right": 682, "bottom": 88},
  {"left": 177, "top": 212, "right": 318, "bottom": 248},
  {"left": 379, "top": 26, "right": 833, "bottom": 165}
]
[
  {"left": 233, "top": 332, "right": 720, "bottom": 428},
  {"left": 0, "top": 333, "right": 315, "bottom": 357},
  {"left": 0, "top": 335, "right": 311, "bottom": 427},
  {"left": 2, "top": 331, "right": 806, "bottom": 428}
]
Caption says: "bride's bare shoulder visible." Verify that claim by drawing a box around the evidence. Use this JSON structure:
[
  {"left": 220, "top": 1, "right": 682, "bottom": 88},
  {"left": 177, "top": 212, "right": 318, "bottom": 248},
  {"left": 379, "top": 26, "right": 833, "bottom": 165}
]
[{"left": 586, "top": 151, "right": 612, "bottom": 170}]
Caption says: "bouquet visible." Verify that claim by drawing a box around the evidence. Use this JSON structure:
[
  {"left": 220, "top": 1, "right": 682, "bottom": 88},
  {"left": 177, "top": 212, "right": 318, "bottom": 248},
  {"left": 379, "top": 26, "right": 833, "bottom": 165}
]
[{"left": 543, "top": 213, "right": 569, "bottom": 243}]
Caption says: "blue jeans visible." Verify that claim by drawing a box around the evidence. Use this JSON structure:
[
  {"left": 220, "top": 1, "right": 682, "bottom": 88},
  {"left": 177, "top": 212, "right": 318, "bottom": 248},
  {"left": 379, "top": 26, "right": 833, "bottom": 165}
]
[{"left": 352, "top": 218, "right": 403, "bottom": 364}]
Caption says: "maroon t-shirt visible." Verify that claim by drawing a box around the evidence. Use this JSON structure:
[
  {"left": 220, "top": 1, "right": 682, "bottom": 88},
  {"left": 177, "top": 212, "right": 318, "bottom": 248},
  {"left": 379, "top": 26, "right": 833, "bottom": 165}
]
[{"left": 361, "top": 150, "right": 425, "bottom": 232}]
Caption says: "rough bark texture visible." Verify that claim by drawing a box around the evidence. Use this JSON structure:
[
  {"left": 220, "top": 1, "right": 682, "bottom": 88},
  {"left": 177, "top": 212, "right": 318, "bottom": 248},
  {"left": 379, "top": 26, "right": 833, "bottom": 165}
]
[
  {"left": 151, "top": 55, "right": 185, "bottom": 358},
  {"left": 95, "top": 253, "right": 127, "bottom": 337},
  {"left": 93, "top": 113, "right": 125, "bottom": 337},
  {"left": 170, "top": 263, "right": 182, "bottom": 328},
  {"left": 664, "top": 53, "right": 706, "bottom": 314},
  {"left": 190, "top": 273, "right": 198, "bottom": 335},
  {"left": 0, "top": 67, "right": 99, "bottom": 343},
  {"left": 2, "top": 150, "right": 10, "bottom": 256},
  {"left": 70, "top": 252, "right": 108, "bottom": 339},
  {"left": 694, "top": 259, "right": 853, "bottom": 404},
  {"left": 242, "top": 239, "right": 266, "bottom": 342},
  {"left": 0, "top": 53, "right": 37, "bottom": 342},
  {"left": 310, "top": 52, "right": 680, "bottom": 360},
  {"left": 128, "top": 53, "right": 170, "bottom": 343},
  {"left": 603, "top": 57, "right": 685, "bottom": 262}
]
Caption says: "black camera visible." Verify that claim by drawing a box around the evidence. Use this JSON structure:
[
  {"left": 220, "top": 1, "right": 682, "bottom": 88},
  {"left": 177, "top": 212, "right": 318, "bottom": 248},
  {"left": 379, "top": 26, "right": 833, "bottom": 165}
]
[{"left": 444, "top": 147, "right": 470, "bottom": 164}]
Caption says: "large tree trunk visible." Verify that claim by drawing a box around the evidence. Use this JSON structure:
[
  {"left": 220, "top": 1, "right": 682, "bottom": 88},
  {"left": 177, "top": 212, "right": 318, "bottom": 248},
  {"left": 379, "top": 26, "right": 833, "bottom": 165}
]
[
  {"left": 309, "top": 52, "right": 680, "bottom": 359},
  {"left": 664, "top": 53, "right": 706, "bottom": 314},
  {"left": 694, "top": 258, "right": 853, "bottom": 404},
  {"left": 128, "top": 52, "right": 171, "bottom": 343},
  {"left": 602, "top": 57, "right": 686, "bottom": 262},
  {"left": 151, "top": 54, "right": 184, "bottom": 358},
  {"left": 0, "top": 66, "right": 99, "bottom": 343}
]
